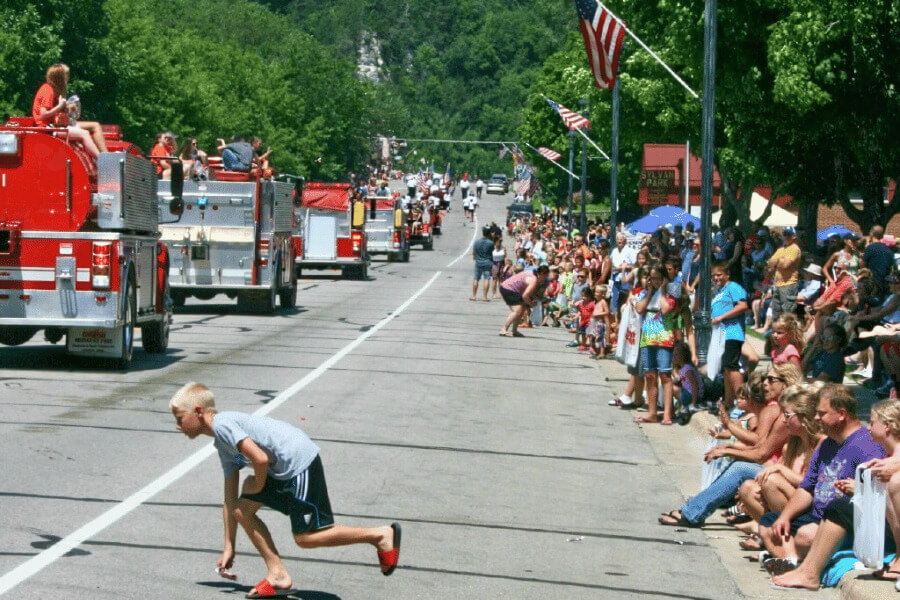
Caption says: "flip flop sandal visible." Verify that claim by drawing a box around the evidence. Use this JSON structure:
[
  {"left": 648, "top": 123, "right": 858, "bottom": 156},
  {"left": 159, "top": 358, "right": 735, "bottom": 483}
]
[
  {"left": 872, "top": 568, "right": 900, "bottom": 581},
  {"left": 246, "top": 579, "right": 292, "bottom": 599},
  {"left": 377, "top": 522, "right": 402, "bottom": 576},
  {"left": 657, "top": 510, "right": 701, "bottom": 528},
  {"left": 727, "top": 513, "right": 753, "bottom": 525}
]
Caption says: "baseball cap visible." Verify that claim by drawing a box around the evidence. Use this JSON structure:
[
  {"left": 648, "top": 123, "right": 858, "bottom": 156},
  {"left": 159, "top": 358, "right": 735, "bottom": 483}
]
[{"left": 782, "top": 226, "right": 796, "bottom": 236}]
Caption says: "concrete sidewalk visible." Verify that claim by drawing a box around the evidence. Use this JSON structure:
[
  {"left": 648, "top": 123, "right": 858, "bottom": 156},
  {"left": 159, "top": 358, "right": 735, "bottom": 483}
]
[{"left": 597, "top": 348, "right": 896, "bottom": 600}]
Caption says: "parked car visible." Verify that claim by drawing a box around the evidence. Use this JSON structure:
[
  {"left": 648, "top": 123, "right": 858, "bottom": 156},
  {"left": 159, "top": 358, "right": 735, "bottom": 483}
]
[
  {"left": 506, "top": 201, "right": 534, "bottom": 227},
  {"left": 486, "top": 174, "right": 509, "bottom": 194}
]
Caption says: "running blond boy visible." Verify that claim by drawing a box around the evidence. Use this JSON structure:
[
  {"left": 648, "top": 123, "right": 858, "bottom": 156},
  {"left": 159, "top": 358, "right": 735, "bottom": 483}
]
[{"left": 170, "top": 383, "right": 400, "bottom": 599}]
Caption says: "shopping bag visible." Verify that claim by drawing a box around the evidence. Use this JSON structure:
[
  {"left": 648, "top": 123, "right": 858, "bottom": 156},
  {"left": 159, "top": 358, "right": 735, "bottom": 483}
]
[
  {"left": 700, "top": 436, "right": 730, "bottom": 491},
  {"left": 616, "top": 303, "right": 642, "bottom": 368},
  {"left": 705, "top": 325, "right": 726, "bottom": 378},
  {"left": 530, "top": 303, "right": 543, "bottom": 326},
  {"left": 853, "top": 465, "right": 887, "bottom": 569}
]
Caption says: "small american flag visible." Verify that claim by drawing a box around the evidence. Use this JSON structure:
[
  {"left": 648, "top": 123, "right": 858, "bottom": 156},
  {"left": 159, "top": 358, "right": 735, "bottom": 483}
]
[
  {"left": 417, "top": 171, "right": 429, "bottom": 194},
  {"left": 537, "top": 146, "right": 562, "bottom": 162},
  {"left": 545, "top": 98, "right": 591, "bottom": 131},
  {"left": 575, "top": 0, "right": 626, "bottom": 89}
]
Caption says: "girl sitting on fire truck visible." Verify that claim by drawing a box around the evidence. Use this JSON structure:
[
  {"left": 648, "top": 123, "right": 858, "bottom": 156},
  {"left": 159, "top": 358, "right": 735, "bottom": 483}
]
[{"left": 31, "top": 63, "right": 108, "bottom": 159}]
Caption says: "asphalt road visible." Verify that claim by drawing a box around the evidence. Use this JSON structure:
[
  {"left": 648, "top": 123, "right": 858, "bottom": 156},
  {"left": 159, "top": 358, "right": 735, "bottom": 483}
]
[{"left": 0, "top": 188, "right": 742, "bottom": 599}]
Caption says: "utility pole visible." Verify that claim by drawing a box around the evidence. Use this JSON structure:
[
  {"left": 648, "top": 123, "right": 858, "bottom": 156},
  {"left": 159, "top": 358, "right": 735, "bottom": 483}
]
[
  {"left": 567, "top": 130, "right": 575, "bottom": 233},
  {"left": 580, "top": 98, "right": 588, "bottom": 233},
  {"left": 696, "top": 0, "right": 717, "bottom": 364},
  {"left": 684, "top": 140, "right": 690, "bottom": 213},
  {"left": 610, "top": 79, "right": 620, "bottom": 235}
]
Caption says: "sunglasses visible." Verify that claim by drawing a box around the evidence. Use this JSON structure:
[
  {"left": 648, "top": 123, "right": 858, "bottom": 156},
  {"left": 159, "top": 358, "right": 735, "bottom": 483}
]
[
  {"left": 783, "top": 411, "right": 799, "bottom": 419},
  {"left": 765, "top": 376, "right": 785, "bottom": 383}
]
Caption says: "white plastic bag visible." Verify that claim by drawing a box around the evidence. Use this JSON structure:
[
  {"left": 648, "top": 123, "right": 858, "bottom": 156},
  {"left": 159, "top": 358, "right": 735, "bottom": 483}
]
[
  {"left": 530, "top": 303, "right": 543, "bottom": 326},
  {"left": 853, "top": 465, "right": 887, "bottom": 569},
  {"left": 616, "top": 303, "right": 642, "bottom": 368},
  {"left": 705, "top": 325, "right": 726, "bottom": 378},
  {"left": 700, "top": 436, "right": 731, "bottom": 491}
]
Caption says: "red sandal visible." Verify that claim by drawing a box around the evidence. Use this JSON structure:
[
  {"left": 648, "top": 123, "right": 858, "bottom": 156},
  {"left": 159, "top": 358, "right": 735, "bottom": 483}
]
[
  {"left": 245, "top": 579, "right": 292, "bottom": 599},
  {"left": 377, "top": 522, "right": 402, "bottom": 576}
]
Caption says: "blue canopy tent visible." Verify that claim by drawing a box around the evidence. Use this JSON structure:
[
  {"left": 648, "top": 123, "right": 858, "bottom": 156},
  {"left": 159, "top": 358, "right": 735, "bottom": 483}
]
[
  {"left": 626, "top": 205, "right": 701, "bottom": 234},
  {"left": 817, "top": 225, "right": 856, "bottom": 242}
]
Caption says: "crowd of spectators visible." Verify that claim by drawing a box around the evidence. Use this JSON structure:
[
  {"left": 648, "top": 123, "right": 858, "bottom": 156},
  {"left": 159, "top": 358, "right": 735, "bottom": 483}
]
[{"left": 497, "top": 209, "right": 900, "bottom": 592}]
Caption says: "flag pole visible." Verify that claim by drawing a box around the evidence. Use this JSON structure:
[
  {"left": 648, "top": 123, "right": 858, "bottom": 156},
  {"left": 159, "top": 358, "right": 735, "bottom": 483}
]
[
  {"left": 619, "top": 27, "right": 700, "bottom": 99},
  {"left": 574, "top": 127, "right": 610, "bottom": 160},
  {"left": 524, "top": 143, "right": 581, "bottom": 180},
  {"left": 540, "top": 93, "right": 611, "bottom": 160}
]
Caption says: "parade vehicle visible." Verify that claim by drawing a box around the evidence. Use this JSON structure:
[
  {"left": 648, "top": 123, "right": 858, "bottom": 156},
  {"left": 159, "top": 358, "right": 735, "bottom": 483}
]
[
  {"left": 364, "top": 196, "right": 409, "bottom": 262},
  {"left": 156, "top": 158, "right": 298, "bottom": 312},
  {"left": 407, "top": 199, "right": 435, "bottom": 251},
  {"left": 506, "top": 201, "right": 534, "bottom": 227},
  {"left": 295, "top": 182, "right": 369, "bottom": 279},
  {"left": 0, "top": 116, "right": 179, "bottom": 368},
  {"left": 486, "top": 174, "right": 509, "bottom": 194}
]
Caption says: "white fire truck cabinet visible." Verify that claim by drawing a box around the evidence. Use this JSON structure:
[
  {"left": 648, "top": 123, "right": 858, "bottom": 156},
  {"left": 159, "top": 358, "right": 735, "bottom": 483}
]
[
  {"left": 363, "top": 197, "right": 409, "bottom": 262},
  {"left": 157, "top": 176, "right": 298, "bottom": 312},
  {"left": 294, "top": 183, "right": 369, "bottom": 280},
  {"left": 0, "top": 118, "right": 175, "bottom": 370}
]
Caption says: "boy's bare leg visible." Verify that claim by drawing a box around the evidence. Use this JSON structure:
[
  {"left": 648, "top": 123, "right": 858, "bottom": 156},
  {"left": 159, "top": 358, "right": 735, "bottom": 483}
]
[
  {"left": 295, "top": 525, "right": 396, "bottom": 572},
  {"left": 233, "top": 499, "right": 292, "bottom": 590},
  {"left": 771, "top": 520, "right": 846, "bottom": 590}
]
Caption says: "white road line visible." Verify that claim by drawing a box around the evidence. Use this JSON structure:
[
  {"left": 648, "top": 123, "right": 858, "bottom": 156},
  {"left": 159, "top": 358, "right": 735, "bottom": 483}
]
[
  {"left": 0, "top": 269, "right": 444, "bottom": 596},
  {"left": 446, "top": 216, "right": 478, "bottom": 268}
]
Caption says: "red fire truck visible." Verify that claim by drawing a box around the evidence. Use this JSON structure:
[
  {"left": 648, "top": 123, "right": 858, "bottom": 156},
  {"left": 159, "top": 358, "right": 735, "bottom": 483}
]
[
  {"left": 0, "top": 117, "right": 177, "bottom": 368},
  {"left": 294, "top": 183, "right": 369, "bottom": 279}
]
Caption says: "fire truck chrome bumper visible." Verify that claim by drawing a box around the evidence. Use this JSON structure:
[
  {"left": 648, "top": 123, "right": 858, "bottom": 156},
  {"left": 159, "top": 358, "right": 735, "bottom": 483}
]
[
  {"left": 296, "top": 259, "right": 369, "bottom": 266},
  {"left": 0, "top": 317, "right": 120, "bottom": 327},
  {"left": 169, "top": 283, "right": 274, "bottom": 290}
]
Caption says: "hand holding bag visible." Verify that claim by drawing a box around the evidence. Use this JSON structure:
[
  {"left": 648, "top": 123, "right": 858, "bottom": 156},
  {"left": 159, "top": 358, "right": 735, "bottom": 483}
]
[{"left": 853, "top": 465, "right": 887, "bottom": 569}]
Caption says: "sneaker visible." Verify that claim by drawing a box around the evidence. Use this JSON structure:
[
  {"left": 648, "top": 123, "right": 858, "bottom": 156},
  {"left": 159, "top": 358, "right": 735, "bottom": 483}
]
[
  {"left": 566, "top": 341, "right": 578, "bottom": 347},
  {"left": 875, "top": 380, "right": 896, "bottom": 397},
  {"left": 763, "top": 556, "right": 798, "bottom": 576},
  {"left": 852, "top": 365, "right": 873, "bottom": 380}
]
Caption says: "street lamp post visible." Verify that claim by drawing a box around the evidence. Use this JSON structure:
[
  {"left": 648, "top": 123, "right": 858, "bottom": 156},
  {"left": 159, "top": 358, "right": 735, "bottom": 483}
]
[
  {"left": 580, "top": 98, "right": 588, "bottom": 232},
  {"left": 610, "top": 79, "right": 620, "bottom": 235},
  {"left": 567, "top": 130, "right": 575, "bottom": 233},
  {"left": 696, "top": 0, "right": 717, "bottom": 364}
]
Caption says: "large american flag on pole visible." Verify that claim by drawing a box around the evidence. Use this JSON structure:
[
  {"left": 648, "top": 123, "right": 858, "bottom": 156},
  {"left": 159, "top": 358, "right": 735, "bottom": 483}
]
[
  {"left": 545, "top": 98, "right": 591, "bottom": 131},
  {"left": 537, "top": 146, "right": 562, "bottom": 162},
  {"left": 575, "top": 0, "right": 626, "bottom": 89}
]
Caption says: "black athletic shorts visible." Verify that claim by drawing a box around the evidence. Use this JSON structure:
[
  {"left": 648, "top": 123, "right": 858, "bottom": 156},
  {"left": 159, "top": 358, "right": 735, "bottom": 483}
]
[
  {"left": 241, "top": 455, "right": 334, "bottom": 534},
  {"left": 722, "top": 339, "right": 743, "bottom": 371},
  {"left": 759, "top": 509, "right": 818, "bottom": 535},
  {"left": 500, "top": 287, "right": 524, "bottom": 306}
]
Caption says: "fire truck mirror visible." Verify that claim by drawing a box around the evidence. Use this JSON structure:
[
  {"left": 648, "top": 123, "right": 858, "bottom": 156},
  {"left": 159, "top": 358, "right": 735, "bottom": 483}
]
[
  {"left": 293, "top": 178, "right": 305, "bottom": 207},
  {"left": 369, "top": 198, "right": 377, "bottom": 220},
  {"left": 170, "top": 162, "right": 184, "bottom": 201},
  {"left": 352, "top": 202, "right": 365, "bottom": 228}
]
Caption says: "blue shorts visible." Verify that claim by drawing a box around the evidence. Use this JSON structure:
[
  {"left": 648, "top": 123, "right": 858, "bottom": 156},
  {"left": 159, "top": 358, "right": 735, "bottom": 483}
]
[
  {"left": 473, "top": 264, "right": 492, "bottom": 280},
  {"left": 640, "top": 345, "right": 673, "bottom": 373},
  {"left": 759, "top": 510, "right": 818, "bottom": 535}
]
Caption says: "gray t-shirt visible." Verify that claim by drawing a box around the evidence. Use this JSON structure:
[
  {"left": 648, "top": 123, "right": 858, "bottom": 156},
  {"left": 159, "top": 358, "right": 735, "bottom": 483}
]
[
  {"left": 212, "top": 411, "right": 320, "bottom": 480},
  {"left": 473, "top": 238, "right": 495, "bottom": 268},
  {"left": 223, "top": 142, "right": 255, "bottom": 171}
]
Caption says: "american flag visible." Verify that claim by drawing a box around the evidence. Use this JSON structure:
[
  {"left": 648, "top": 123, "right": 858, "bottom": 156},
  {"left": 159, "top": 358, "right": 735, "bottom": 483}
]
[
  {"left": 537, "top": 146, "right": 562, "bottom": 162},
  {"left": 545, "top": 98, "right": 591, "bottom": 131},
  {"left": 417, "top": 171, "right": 429, "bottom": 194},
  {"left": 443, "top": 163, "right": 451, "bottom": 185},
  {"left": 575, "top": 0, "right": 626, "bottom": 89}
]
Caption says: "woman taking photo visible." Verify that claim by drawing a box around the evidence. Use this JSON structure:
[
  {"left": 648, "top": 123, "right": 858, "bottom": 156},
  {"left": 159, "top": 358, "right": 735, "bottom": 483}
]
[{"left": 633, "top": 265, "right": 677, "bottom": 425}]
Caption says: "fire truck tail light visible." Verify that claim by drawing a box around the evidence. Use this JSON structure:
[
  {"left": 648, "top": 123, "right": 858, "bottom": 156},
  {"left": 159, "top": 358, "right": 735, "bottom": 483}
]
[
  {"left": 351, "top": 231, "right": 362, "bottom": 253},
  {"left": 0, "top": 133, "right": 19, "bottom": 155},
  {"left": 92, "top": 242, "right": 112, "bottom": 289},
  {"left": 393, "top": 230, "right": 400, "bottom": 249}
]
